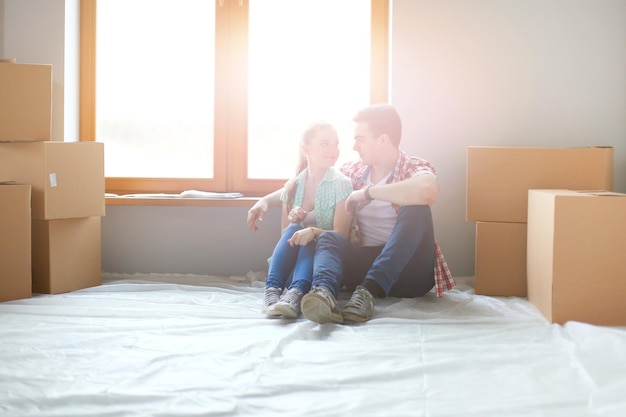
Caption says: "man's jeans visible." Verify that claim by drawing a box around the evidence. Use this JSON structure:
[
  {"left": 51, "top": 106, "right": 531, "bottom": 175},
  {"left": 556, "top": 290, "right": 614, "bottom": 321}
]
[
  {"left": 265, "top": 223, "right": 315, "bottom": 294},
  {"left": 312, "top": 205, "right": 436, "bottom": 298}
]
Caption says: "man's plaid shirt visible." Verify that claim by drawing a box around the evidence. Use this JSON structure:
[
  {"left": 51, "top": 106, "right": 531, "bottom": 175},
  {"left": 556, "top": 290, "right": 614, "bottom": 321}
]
[{"left": 340, "top": 151, "right": 456, "bottom": 297}]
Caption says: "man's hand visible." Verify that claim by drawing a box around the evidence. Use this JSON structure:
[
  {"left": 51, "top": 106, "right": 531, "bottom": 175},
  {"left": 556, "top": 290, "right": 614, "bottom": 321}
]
[
  {"left": 345, "top": 188, "right": 371, "bottom": 213},
  {"left": 287, "top": 227, "right": 316, "bottom": 247},
  {"left": 247, "top": 198, "right": 269, "bottom": 231}
]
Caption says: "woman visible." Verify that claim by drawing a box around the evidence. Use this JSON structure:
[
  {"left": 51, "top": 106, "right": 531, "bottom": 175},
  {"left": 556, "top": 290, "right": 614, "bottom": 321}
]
[{"left": 263, "top": 122, "right": 353, "bottom": 319}]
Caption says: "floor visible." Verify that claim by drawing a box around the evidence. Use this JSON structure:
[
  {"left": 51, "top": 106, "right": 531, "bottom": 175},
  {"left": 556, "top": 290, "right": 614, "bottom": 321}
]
[{"left": 0, "top": 273, "right": 625, "bottom": 417}]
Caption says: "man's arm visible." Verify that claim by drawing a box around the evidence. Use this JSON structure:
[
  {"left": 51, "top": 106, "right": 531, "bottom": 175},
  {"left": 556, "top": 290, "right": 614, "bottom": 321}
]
[
  {"left": 247, "top": 188, "right": 283, "bottom": 231},
  {"left": 346, "top": 174, "right": 439, "bottom": 212}
]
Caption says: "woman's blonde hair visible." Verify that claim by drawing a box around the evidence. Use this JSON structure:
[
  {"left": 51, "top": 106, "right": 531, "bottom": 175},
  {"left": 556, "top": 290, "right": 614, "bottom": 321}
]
[
  {"left": 293, "top": 121, "right": 336, "bottom": 176},
  {"left": 286, "top": 121, "right": 337, "bottom": 210}
]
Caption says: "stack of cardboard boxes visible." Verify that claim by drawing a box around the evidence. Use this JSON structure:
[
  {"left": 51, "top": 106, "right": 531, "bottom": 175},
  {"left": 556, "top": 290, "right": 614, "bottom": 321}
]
[
  {"left": 0, "top": 61, "right": 105, "bottom": 302},
  {"left": 466, "top": 146, "right": 626, "bottom": 326}
]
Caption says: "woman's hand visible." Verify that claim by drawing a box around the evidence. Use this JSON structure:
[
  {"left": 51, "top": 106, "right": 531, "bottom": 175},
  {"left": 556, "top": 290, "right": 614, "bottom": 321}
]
[
  {"left": 247, "top": 198, "right": 269, "bottom": 231},
  {"left": 287, "top": 206, "right": 308, "bottom": 224},
  {"left": 247, "top": 189, "right": 284, "bottom": 231}
]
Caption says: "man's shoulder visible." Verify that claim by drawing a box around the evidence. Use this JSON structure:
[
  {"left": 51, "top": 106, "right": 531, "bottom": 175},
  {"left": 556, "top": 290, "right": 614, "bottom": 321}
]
[
  {"left": 340, "top": 160, "right": 367, "bottom": 178},
  {"left": 400, "top": 152, "right": 436, "bottom": 174},
  {"left": 402, "top": 152, "right": 432, "bottom": 166}
]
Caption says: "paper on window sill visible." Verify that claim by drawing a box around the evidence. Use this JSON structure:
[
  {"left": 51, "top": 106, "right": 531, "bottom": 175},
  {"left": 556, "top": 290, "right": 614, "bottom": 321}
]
[
  {"left": 180, "top": 190, "right": 244, "bottom": 199},
  {"left": 108, "top": 190, "right": 244, "bottom": 199}
]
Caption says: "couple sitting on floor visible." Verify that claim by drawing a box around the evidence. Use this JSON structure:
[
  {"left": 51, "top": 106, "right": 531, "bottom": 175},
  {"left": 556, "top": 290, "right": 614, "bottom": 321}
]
[{"left": 247, "top": 104, "right": 454, "bottom": 324}]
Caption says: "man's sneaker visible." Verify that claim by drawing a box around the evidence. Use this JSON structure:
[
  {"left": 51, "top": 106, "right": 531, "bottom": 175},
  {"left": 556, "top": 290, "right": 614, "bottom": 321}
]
[
  {"left": 262, "top": 287, "right": 282, "bottom": 317},
  {"left": 301, "top": 286, "right": 343, "bottom": 324},
  {"left": 342, "top": 286, "right": 375, "bottom": 323},
  {"left": 273, "top": 288, "right": 303, "bottom": 319}
]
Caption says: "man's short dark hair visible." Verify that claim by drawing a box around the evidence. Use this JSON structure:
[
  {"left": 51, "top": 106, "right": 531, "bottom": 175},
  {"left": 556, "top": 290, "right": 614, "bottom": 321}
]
[{"left": 353, "top": 103, "right": 402, "bottom": 146}]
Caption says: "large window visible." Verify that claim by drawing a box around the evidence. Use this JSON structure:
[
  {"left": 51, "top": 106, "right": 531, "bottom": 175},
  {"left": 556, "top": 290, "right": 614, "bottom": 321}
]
[{"left": 80, "top": 0, "right": 389, "bottom": 196}]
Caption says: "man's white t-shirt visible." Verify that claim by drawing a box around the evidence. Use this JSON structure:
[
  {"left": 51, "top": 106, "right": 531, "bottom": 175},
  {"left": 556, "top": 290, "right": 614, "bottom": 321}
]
[{"left": 357, "top": 173, "right": 396, "bottom": 247}]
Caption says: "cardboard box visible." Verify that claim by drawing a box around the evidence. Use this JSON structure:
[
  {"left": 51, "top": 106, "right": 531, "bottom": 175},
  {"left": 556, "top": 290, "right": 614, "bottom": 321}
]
[
  {"left": 32, "top": 217, "right": 102, "bottom": 294},
  {"left": 527, "top": 189, "right": 626, "bottom": 326},
  {"left": 0, "top": 183, "right": 32, "bottom": 302},
  {"left": 467, "top": 146, "right": 614, "bottom": 222},
  {"left": 475, "top": 222, "right": 527, "bottom": 297},
  {"left": 0, "top": 141, "right": 105, "bottom": 219},
  {"left": 0, "top": 62, "right": 52, "bottom": 142}
]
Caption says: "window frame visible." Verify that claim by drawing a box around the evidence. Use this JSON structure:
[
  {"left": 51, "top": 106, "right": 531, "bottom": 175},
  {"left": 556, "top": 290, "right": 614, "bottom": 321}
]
[{"left": 79, "top": 0, "right": 389, "bottom": 197}]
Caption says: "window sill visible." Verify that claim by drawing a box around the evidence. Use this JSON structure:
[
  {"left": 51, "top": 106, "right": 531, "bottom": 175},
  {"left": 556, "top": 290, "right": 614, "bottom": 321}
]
[{"left": 105, "top": 196, "right": 259, "bottom": 208}]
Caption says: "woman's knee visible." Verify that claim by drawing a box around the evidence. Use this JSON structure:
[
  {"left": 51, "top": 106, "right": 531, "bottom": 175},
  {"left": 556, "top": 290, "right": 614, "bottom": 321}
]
[
  {"left": 316, "top": 230, "right": 345, "bottom": 249},
  {"left": 282, "top": 223, "right": 302, "bottom": 238}
]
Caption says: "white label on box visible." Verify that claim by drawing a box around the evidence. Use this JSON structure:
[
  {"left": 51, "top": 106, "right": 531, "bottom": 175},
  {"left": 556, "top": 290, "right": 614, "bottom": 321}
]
[{"left": 49, "top": 173, "right": 57, "bottom": 187}]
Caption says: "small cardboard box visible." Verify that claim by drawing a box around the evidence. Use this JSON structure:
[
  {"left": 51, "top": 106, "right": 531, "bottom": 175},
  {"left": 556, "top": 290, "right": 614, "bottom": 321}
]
[
  {"left": 527, "top": 189, "right": 626, "bottom": 326},
  {"left": 0, "top": 62, "right": 52, "bottom": 142},
  {"left": 0, "top": 183, "right": 32, "bottom": 302},
  {"left": 0, "top": 141, "right": 105, "bottom": 219},
  {"left": 32, "top": 216, "right": 102, "bottom": 294},
  {"left": 475, "top": 221, "right": 527, "bottom": 297},
  {"left": 467, "top": 146, "right": 614, "bottom": 223}
]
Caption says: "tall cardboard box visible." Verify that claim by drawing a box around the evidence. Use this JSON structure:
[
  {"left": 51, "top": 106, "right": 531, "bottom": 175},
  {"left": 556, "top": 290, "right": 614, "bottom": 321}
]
[
  {"left": 0, "top": 183, "right": 32, "bottom": 301},
  {"left": 0, "top": 141, "right": 105, "bottom": 219},
  {"left": 475, "top": 222, "right": 527, "bottom": 297},
  {"left": 32, "top": 217, "right": 102, "bottom": 294},
  {"left": 467, "top": 147, "right": 614, "bottom": 223},
  {"left": 0, "top": 62, "right": 52, "bottom": 142},
  {"left": 527, "top": 189, "right": 626, "bottom": 326}
]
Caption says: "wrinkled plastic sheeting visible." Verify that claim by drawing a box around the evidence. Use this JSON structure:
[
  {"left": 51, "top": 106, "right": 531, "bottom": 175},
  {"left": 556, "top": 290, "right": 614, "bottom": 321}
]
[{"left": 0, "top": 274, "right": 624, "bottom": 417}]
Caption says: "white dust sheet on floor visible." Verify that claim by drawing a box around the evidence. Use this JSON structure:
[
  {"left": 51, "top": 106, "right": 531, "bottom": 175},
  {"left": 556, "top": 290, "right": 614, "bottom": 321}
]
[{"left": 1, "top": 273, "right": 625, "bottom": 417}]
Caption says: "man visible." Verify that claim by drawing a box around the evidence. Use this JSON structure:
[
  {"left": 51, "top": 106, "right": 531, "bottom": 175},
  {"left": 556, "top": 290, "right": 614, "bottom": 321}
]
[{"left": 248, "top": 104, "right": 455, "bottom": 324}]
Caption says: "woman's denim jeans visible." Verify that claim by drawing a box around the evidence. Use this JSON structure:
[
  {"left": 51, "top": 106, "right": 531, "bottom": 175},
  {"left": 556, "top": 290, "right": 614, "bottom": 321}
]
[
  {"left": 312, "top": 205, "right": 436, "bottom": 298},
  {"left": 265, "top": 223, "right": 315, "bottom": 294}
]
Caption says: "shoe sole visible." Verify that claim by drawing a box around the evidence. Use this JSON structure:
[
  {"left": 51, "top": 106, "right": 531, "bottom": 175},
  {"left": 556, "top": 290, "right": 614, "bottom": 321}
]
[
  {"left": 342, "top": 311, "right": 370, "bottom": 323},
  {"left": 273, "top": 303, "right": 299, "bottom": 319},
  {"left": 263, "top": 305, "right": 282, "bottom": 318},
  {"left": 301, "top": 293, "right": 343, "bottom": 324}
]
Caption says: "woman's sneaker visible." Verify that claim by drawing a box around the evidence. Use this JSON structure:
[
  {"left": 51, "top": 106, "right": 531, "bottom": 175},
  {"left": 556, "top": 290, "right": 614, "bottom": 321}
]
[
  {"left": 301, "top": 286, "right": 343, "bottom": 324},
  {"left": 273, "top": 288, "right": 303, "bottom": 319},
  {"left": 263, "top": 287, "right": 282, "bottom": 317}
]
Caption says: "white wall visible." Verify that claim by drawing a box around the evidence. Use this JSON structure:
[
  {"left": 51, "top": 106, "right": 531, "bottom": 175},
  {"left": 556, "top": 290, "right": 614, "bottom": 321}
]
[
  {"left": 2, "top": 0, "right": 625, "bottom": 277},
  {"left": 392, "top": 0, "right": 626, "bottom": 275},
  {"left": 63, "top": 0, "right": 79, "bottom": 142},
  {"left": 0, "top": 0, "right": 79, "bottom": 141},
  {"left": 0, "top": 1, "right": 4, "bottom": 57},
  {"left": 102, "top": 205, "right": 282, "bottom": 277}
]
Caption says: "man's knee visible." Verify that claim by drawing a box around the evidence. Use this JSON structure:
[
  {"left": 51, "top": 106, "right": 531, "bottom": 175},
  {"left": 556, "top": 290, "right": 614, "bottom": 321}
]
[{"left": 399, "top": 205, "right": 432, "bottom": 220}]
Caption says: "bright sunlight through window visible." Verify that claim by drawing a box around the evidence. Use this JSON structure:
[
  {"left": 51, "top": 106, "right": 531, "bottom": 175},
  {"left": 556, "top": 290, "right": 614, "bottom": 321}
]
[
  {"left": 247, "top": 0, "right": 370, "bottom": 178},
  {"left": 97, "top": 0, "right": 215, "bottom": 179},
  {"left": 96, "top": 0, "right": 372, "bottom": 182}
]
